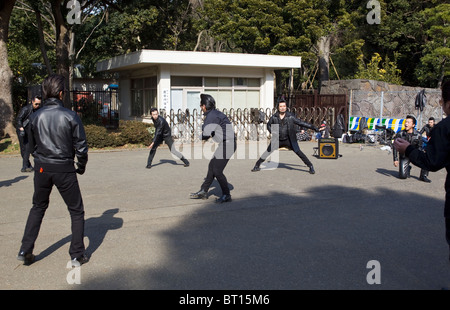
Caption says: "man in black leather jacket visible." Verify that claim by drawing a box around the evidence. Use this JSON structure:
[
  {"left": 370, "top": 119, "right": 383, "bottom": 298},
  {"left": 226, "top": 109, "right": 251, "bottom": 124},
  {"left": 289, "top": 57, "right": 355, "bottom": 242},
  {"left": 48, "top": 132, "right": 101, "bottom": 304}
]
[
  {"left": 394, "top": 80, "right": 450, "bottom": 262},
  {"left": 420, "top": 117, "right": 435, "bottom": 140},
  {"left": 190, "top": 94, "right": 236, "bottom": 203},
  {"left": 16, "top": 95, "right": 41, "bottom": 172},
  {"left": 251, "top": 100, "right": 318, "bottom": 174},
  {"left": 392, "top": 115, "right": 430, "bottom": 182},
  {"left": 17, "top": 74, "right": 89, "bottom": 266},
  {"left": 146, "top": 108, "right": 189, "bottom": 169}
]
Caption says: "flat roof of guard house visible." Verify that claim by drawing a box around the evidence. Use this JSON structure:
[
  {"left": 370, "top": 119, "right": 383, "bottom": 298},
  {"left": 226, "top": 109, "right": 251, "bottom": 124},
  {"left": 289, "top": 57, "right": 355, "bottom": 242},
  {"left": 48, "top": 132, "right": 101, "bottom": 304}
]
[
  {"left": 96, "top": 50, "right": 301, "bottom": 116},
  {"left": 96, "top": 49, "right": 301, "bottom": 72}
]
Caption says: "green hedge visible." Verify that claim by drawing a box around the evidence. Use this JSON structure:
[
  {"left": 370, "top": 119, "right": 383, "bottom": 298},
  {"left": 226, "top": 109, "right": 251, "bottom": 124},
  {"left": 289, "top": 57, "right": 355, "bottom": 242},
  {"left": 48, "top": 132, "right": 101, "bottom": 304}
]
[{"left": 85, "top": 120, "right": 154, "bottom": 148}]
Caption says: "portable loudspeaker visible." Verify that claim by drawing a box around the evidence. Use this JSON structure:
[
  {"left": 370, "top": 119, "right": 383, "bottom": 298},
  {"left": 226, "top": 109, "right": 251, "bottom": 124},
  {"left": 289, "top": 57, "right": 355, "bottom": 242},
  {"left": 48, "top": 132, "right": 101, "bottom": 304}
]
[{"left": 318, "top": 138, "right": 339, "bottom": 159}]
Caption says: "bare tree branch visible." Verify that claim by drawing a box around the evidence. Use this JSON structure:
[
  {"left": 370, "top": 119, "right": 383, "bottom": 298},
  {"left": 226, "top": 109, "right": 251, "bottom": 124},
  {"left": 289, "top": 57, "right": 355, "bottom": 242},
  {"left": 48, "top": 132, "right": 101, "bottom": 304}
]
[{"left": 75, "top": 7, "right": 107, "bottom": 60}]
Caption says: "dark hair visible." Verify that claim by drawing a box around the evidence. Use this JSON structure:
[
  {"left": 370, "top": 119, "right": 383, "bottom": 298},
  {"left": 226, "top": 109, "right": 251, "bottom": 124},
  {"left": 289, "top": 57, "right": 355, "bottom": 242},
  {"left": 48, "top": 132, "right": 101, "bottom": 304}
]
[
  {"left": 42, "top": 74, "right": 65, "bottom": 100},
  {"left": 150, "top": 107, "right": 158, "bottom": 114},
  {"left": 429, "top": 117, "right": 435, "bottom": 121},
  {"left": 406, "top": 115, "right": 416, "bottom": 125},
  {"left": 442, "top": 80, "right": 450, "bottom": 104},
  {"left": 32, "top": 95, "right": 42, "bottom": 101},
  {"left": 276, "top": 99, "right": 287, "bottom": 111},
  {"left": 200, "top": 94, "right": 216, "bottom": 111}
]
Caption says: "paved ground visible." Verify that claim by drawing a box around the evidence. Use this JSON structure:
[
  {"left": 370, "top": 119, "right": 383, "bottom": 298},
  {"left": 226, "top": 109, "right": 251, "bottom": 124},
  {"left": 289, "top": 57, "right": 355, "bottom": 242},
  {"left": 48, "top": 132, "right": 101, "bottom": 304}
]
[{"left": 1, "top": 140, "right": 450, "bottom": 290}]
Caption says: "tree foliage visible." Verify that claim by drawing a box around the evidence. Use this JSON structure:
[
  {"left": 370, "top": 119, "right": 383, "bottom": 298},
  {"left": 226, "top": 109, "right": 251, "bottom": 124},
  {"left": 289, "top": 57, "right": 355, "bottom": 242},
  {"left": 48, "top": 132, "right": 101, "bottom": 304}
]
[{"left": 7, "top": 0, "right": 450, "bottom": 95}]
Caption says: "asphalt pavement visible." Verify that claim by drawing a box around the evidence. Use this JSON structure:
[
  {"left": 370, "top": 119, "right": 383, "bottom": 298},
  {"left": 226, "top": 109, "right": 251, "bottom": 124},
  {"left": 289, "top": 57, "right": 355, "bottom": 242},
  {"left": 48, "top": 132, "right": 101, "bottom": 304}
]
[{"left": 1, "top": 140, "right": 449, "bottom": 290}]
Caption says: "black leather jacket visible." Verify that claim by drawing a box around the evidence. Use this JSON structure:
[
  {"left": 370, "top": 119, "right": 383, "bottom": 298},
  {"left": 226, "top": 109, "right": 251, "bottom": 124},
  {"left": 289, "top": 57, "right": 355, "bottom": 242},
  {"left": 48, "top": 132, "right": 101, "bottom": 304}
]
[
  {"left": 420, "top": 124, "right": 434, "bottom": 139},
  {"left": 393, "top": 129, "right": 423, "bottom": 161},
  {"left": 16, "top": 104, "right": 37, "bottom": 129},
  {"left": 405, "top": 117, "right": 450, "bottom": 217},
  {"left": 28, "top": 98, "right": 88, "bottom": 172},
  {"left": 152, "top": 115, "right": 171, "bottom": 143},
  {"left": 268, "top": 111, "right": 317, "bottom": 153},
  {"left": 202, "top": 109, "right": 235, "bottom": 142}
]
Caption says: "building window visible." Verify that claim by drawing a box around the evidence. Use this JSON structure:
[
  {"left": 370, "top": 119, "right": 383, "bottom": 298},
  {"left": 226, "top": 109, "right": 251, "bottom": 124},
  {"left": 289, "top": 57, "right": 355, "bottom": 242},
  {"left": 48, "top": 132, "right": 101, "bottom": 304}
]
[
  {"left": 130, "top": 77, "right": 157, "bottom": 117},
  {"left": 172, "top": 76, "right": 202, "bottom": 87},
  {"left": 171, "top": 76, "right": 260, "bottom": 111}
]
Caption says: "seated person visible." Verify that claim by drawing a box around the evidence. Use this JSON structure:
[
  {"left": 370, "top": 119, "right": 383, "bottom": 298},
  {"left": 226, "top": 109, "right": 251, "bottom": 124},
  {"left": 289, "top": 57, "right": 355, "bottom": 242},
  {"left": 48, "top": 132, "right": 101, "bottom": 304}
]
[{"left": 316, "top": 120, "right": 330, "bottom": 140}]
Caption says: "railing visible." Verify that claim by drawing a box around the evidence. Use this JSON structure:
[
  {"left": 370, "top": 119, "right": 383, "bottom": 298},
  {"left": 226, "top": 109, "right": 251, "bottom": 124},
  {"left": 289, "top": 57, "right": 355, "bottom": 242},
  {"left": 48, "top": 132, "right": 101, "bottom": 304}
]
[
  {"left": 71, "top": 89, "right": 119, "bottom": 128},
  {"left": 161, "top": 106, "right": 335, "bottom": 142}
]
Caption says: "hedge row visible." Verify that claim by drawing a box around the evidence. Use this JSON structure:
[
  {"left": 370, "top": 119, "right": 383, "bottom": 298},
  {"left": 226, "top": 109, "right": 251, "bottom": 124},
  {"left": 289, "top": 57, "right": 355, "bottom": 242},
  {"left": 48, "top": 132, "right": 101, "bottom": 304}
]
[{"left": 85, "top": 120, "right": 155, "bottom": 148}]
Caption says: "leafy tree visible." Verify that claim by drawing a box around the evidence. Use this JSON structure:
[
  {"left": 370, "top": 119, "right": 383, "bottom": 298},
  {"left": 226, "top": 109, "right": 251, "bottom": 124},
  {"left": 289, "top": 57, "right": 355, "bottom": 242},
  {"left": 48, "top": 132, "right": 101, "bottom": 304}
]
[
  {"left": 361, "top": 0, "right": 438, "bottom": 86},
  {"left": 355, "top": 52, "right": 402, "bottom": 84},
  {"left": 194, "top": 0, "right": 289, "bottom": 53},
  {"left": 415, "top": 3, "right": 450, "bottom": 88}
]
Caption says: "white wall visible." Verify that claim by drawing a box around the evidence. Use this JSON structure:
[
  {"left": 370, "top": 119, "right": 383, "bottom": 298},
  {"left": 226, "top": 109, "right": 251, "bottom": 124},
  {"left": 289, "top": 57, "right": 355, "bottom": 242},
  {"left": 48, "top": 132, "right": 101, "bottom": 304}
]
[{"left": 117, "top": 64, "right": 278, "bottom": 119}]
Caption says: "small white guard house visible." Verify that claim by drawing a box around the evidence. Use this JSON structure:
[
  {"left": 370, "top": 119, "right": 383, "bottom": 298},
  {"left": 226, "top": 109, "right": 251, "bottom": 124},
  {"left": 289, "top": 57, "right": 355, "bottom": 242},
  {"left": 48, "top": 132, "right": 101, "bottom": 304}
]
[{"left": 96, "top": 49, "right": 301, "bottom": 122}]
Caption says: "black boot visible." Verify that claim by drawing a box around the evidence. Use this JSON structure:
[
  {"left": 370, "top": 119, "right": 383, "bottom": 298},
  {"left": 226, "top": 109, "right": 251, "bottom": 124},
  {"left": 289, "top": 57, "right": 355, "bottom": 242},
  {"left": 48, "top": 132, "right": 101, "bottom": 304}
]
[
  {"left": 17, "top": 251, "right": 35, "bottom": 266},
  {"left": 190, "top": 190, "right": 208, "bottom": 199},
  {"left": 419, "top": 170, "right": 431, "bottom": 183},
  {"left": 251, "top": 165, "right": 261, "bottom": 172},
  {"left": 182, "top": 158, "right": 190, "bottom": 167},
  {"left": 216, "top": 194, "right": 232, "bottom": 203},
  {"left": 309, "top": 165, "right": 315, "bottom": 174},
  {"left": 251, "top": 159, "right": 263, "bottom": 172}
]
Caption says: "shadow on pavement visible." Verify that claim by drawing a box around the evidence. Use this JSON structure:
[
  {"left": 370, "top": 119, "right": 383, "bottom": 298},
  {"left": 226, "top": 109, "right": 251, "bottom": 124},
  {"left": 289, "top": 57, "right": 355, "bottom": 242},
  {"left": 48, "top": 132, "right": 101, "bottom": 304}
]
[
  {"left": 75, "top": 185, "right": 450, "bottom": 290},
  {"left": 0, "top": 175, "right": 28, "bottom": 187},
  {"left": 35, "top": 209, "right": 123, "bottom": 262}
]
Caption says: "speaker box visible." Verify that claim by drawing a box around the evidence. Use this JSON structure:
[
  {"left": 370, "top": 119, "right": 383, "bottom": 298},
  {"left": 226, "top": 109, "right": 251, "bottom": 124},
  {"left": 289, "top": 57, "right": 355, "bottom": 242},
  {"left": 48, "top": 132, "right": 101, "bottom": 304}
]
[{"left": 318, "top": 138, "right": 339, "bottom": 159}]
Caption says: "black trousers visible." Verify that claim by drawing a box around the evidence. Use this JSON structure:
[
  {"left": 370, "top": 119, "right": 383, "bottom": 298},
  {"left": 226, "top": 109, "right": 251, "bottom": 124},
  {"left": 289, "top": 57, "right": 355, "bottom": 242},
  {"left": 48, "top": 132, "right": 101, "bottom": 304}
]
[
  {"left": 147, "top": 136, "right": 185, "bottom": 166},
  {"left": 256, "top": 139, "right": 313, "bottom": 168},
  {"left": 446, "top": 218, "right": 450, "bottom": 248},
  {"left": 201, "top": 140, "right": 236, "bottom": 195},
  {"left": 20, "top": 171, "right": 85, "bottom": 259},
  {"left": 17, "top": 130, "right": 32, "bottom": 169},
  {"left": 398, "top": 156, "right": 428, "bottom": 179}
]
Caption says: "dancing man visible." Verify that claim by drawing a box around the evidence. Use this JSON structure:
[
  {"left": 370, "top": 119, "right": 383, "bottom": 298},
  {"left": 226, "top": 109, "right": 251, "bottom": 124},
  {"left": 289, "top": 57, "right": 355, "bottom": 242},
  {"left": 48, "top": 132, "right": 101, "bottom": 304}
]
[
  {"left": 251, "top": 99, "right": 318, "bottom": 174},
  {"left": 190, "top": 94, "right": 236, "bottom": 203},
  {"left": 146, "top": 108, "right": 190, "bottom": 169}
]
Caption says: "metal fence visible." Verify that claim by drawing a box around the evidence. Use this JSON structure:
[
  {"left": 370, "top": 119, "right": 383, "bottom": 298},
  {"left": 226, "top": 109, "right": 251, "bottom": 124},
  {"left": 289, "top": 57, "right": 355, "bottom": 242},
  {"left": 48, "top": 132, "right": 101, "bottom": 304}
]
[
  {"left": 161, "top": 106, "right": 335, "bottom": 142},
  {"left": 71, "top": 89, "right": 119, "bottom": 128}
]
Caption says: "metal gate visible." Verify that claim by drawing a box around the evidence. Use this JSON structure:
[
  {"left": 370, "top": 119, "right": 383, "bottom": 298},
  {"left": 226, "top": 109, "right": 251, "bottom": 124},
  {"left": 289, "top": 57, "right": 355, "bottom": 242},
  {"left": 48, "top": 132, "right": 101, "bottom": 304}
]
[
  {"left": 71, "top": 89, "right": 119, "bottom": 128},
  {"left": 162, "top": 106, "right": 335, "bottom": 142}
]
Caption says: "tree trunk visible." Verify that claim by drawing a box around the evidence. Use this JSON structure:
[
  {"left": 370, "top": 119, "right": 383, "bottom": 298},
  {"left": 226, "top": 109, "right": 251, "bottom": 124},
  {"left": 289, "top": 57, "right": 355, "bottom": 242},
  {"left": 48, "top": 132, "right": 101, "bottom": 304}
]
[
  {"left": 318, "top": 35, "right": 331, "bottom": 94},
  {"left": 0, "top": 0, "right": 17, "bottom": 142},
  {"left": 51, "top": 0, "right": 71, "bottom": 109},
  {"left": 35, "top": 7, "right": 54, "bottom": 75}
]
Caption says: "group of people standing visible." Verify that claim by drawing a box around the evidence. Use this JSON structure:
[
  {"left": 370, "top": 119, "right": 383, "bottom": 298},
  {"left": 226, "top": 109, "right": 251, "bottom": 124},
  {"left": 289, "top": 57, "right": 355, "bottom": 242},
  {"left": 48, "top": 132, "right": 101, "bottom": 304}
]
[{"left": 15, "top": 73, "right": 450, "bottom": 268}]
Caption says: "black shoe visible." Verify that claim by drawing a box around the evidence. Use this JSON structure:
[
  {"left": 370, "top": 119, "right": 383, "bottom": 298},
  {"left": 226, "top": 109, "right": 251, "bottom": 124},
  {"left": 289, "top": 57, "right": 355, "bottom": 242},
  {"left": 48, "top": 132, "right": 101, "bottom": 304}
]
[
  {"left": 309, "top": 166, "right": 315, "bottom": 174},
  {"left": 146, "top": 165, "right": 152, "bottom": 169},
  {"left": 216, "top": 194, "right": 232, "bottom": 203},
  {"left": 20, "top": 168, "right": 27, "bottom": 173},
  {"left": 420, "top": 176, "right": 431, "bottom": 183},
  {"left": 251, "top": 166, "right": 261, "bottom": 172},
  {"left": 17, "top": 251, "right": 35, "bottom": 266},
  {"left": 182, "top": 159, "right": 190, "bottom": 167},
  {"left": 71, "top": 254, "right": 89, "bottom": 267},
  {"left": 190, "top": 190, "right": 208, "bottom": 199}
]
